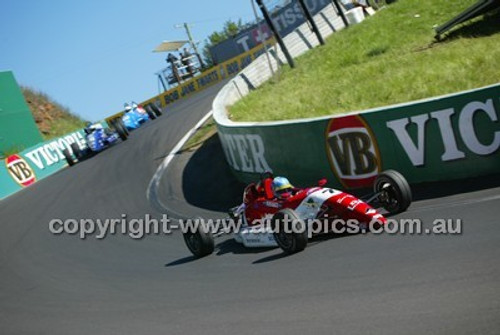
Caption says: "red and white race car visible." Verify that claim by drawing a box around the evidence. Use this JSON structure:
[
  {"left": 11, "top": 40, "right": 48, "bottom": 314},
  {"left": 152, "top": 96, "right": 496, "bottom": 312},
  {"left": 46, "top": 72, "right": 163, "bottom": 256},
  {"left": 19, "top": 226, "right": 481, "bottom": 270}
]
[{"left": 183, "top": 170, "right": 412, "bottom": 258}]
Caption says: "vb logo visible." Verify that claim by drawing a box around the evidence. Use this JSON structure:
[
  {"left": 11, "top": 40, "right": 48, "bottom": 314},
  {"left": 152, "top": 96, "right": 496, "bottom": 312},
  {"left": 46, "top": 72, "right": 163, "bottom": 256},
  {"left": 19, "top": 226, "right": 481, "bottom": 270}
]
[
  {"left": 325, "top": 115, "right": 381, "bottom": 188},
  {"left": 5, "top": 154, "right": 36, "bottom": 187}
]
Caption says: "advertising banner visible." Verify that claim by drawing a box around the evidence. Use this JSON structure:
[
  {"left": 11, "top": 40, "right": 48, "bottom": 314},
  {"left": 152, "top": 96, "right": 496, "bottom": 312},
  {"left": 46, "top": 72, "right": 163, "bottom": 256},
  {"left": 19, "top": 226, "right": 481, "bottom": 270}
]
[
  {"left": 0, "top": 130, "right": 86, "bottom": 200},
  {"left": 217, "top": 84, "right": 500, "bottom": 188},
  {"left": 106, "top": 41, "right": 274, "bottom": 125}
]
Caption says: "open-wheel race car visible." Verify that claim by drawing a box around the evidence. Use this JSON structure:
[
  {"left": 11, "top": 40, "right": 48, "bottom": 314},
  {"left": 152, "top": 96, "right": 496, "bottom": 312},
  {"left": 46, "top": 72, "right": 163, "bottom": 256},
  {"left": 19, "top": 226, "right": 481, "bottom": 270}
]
[
  {"left": 62, "top": 122, "right": 128, "bottom": 166},
  {"left": 183, "top": 170, "right": 412, "bottom": 258},
  {"left": 119, "top": 101, "right": 162, "bottom": 130}
]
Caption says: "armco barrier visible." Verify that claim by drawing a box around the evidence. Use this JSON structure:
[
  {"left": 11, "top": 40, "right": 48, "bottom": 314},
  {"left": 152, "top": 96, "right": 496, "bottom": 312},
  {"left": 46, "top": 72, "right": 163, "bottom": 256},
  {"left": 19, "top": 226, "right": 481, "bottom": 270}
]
[
  {"left": 213, "top": 6, "right": 500, "bottom": 188},
  {"left": 0, "top": 130, "right": 86, "bottom": 200}
]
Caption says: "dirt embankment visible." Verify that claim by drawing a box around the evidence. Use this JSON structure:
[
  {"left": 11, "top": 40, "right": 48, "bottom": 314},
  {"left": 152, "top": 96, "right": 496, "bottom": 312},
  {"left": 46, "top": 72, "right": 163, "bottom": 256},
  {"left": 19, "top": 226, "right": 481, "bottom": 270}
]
[{"left": 22, "top": 87, "right": 87, "bottom": 139}]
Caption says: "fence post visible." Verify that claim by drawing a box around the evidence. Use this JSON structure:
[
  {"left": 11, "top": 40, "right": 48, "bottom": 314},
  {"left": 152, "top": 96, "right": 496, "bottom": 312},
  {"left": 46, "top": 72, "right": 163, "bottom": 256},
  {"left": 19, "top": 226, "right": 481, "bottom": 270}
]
[
  {"left": 297, "top": 0, "right": 325, "bottom": 45},
  {"left": 255, "top": 0, "right": 295, "bottom": 68}
]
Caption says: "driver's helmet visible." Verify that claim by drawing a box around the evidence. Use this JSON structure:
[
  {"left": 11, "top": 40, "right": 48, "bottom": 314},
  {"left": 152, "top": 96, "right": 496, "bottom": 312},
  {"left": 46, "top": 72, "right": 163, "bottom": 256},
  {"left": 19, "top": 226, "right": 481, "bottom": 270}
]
[
  {"left": 84, "top": 122, "right": 93, "bottom": 134},
  {"left": 131, "top": 101, "right": 138, "bottom": 109},
  {"left": 272, "top": 176, "right": 293, "bottom": 199},
  {"left": 124, "top": 103, "right": 132, "bottom": 112}
]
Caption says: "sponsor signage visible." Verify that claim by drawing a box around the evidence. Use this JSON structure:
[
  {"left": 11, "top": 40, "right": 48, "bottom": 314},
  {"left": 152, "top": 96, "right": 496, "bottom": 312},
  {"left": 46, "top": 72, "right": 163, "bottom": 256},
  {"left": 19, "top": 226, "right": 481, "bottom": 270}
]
[
  {"left": 5, "top": 154, "right": 36, "bottom": 187},
  {"left": 385, "top": 98, "right": 500, "bottom": 167},
  {"left": 24, "top": 131, "right": 86, "bottom": 170},
  {"left": 160, "top": 46, "right": 268, "bottom": 107},
  {"left": 216, "top": 83, "right": 500, "bottom": 188},
  {"left": 209, "top": 0, "right": 330, "bottom": 64},
  {"left": 325, "top": 115, "right": 381, "bottom": 188},
  {"left": 219, "top": 133, "right": 272, "bottom": 174},
  {"left": 0, "top": 130, "right": 86, "bottom": 199}
]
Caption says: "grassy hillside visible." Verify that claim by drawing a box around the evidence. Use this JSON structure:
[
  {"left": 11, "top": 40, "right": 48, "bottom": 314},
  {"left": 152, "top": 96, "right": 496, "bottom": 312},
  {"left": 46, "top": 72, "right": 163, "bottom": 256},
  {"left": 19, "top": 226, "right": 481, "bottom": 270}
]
[
  {"left": 22, "top": 87, "right": 87, "bottom": 140},
  {"left": 230, "top": 0, "right": 500, "bottom": 121}
]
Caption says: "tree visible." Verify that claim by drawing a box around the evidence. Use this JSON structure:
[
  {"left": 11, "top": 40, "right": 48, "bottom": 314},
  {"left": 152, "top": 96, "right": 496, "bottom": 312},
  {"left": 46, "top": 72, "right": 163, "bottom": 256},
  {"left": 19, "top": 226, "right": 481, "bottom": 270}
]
[{"left": 202, "top": 18, "right": 252, "bottom": 66}]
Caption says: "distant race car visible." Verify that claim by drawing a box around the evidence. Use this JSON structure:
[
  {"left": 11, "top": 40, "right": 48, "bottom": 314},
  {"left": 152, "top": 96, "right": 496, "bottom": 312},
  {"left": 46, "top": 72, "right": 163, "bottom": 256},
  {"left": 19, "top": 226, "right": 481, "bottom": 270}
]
[
  {"left": 120, "top": 101, "right": 162, "bottom": 130},
  {"left": 62, "top": 122, "right": 128, "bottom": 166},
  {"left": 183, "top": 170, "right": 412, "bottom": 258}
]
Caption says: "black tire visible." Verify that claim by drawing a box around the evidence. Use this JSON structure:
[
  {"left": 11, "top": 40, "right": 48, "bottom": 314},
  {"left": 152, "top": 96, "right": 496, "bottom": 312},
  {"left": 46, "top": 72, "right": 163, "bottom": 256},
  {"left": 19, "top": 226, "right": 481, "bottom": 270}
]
[
  {"left": 70, "top": 142, "right": 82, "bottom": 161},
  {"left": 110, "top": 118, "right": 129, "bottom": 135},
  {"left": 183, "top": 224, "right": 214, "bottom": 258},
  {"left": 374, "top": 170, "right": 412, "bottom": 214},
  {"left": 149, "top": 104, "right": 162, "bottom": 117},
  {"left": 62, "top": 148, "right": 75, "bottom": 166},
  {"left": 146, "top": 106, "right": 157, "bottom": 120},
  {"left": 272, "top": 208, "right": 308, "bottom": 254},
  {"left": 115, "top": 122, "right": 128, "bottom": 141},
  {"left": 116, "top": 118, "right": 129, "bottom": 135}
]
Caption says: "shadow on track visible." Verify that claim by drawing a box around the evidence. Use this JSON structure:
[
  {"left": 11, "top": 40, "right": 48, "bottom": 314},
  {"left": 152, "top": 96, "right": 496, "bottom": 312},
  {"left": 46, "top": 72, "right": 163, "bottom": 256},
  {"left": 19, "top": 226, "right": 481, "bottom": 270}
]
[
  {"left": 181, "top": 134, "right": 246, "bottom": 212},
  {"left": 165, "top": 256, "right": 198, "bottom": 267},
  {"left": 216, "top": 239, "right": 274, "bottom": 256},
  {"left": 181, "top": 133, "right": 500, "bottom": 208}
]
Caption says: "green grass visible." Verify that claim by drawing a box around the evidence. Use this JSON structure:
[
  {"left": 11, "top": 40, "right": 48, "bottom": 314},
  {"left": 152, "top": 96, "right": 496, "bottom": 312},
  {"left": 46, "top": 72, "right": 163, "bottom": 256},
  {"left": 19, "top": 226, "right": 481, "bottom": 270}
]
[
  {"left": 230, "top": 0, "right": 500, "bottom": 121},
  {"left": 22, "top": 86, "right": 88, "bottom": 141},
  {"left": 181, "top": 117, "right": 217, "bottom": 152},
  {"left": 0, "top": 145, "right": 26, "bottom": 159},
  {"left": 41, "top": 117, "right": 87, "bottom": 141}
]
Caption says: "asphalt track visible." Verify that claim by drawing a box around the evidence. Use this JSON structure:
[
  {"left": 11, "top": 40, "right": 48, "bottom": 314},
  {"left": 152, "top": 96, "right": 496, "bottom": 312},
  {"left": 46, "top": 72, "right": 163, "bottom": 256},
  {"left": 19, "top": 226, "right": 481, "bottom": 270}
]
[{"left": 1, "top": 80, "right": 500, "bottom": 335}]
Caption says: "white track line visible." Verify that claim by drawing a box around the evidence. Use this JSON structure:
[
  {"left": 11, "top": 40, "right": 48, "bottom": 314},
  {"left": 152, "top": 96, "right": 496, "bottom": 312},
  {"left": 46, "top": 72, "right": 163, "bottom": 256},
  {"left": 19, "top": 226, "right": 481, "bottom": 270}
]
[{"left": 146, "top": 110, "right": 213, "bottom": 214}]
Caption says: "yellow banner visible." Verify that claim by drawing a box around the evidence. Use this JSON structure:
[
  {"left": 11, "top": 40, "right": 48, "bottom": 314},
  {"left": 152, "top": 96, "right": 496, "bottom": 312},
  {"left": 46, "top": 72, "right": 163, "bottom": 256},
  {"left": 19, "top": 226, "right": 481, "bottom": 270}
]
[{"left": 106, "top": 39, "right": 276, "bottom": 124}]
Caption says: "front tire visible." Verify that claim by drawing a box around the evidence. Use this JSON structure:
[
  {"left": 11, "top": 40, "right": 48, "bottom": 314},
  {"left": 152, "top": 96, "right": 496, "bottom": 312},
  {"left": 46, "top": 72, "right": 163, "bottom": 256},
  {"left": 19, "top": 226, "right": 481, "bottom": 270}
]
[
  {"left": 115, "top": 122, "right": 128, "bottom": 141},
  {"left": 116, "top": 118, "right": 129, "bottom": 135},
  {"left": 183, "top": 224, "right": 214, "bottom": 258},
  {"left": 62, "top": 148, "right": 75, "bottom": 166},
  {"left": 272, "top": 208, "right": 308, "bottom": 254},
  {"left": 374, "top": 170, "right": 412, "bottom": 214}
]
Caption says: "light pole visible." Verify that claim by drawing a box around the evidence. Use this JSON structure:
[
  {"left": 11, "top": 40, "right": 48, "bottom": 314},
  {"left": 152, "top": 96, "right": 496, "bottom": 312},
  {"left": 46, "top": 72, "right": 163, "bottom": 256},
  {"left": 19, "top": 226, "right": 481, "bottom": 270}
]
[{"left": 174, "top": 22, "right": 205, "bottom": 69}]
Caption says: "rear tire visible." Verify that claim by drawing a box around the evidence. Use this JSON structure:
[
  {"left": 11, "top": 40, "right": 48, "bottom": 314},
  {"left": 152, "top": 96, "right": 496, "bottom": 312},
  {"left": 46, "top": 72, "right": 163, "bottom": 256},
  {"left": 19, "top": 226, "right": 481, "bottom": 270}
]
[
  {"left": 110, "top": 118, "right": 129, "bottom": 135},
  {"left": 183, "top": 223, "right": 214, "bottom": 258},
  {"left": 62, "top": 148, "right": 75, "bottom": 166},
  {"left": 70, "top": 143, "right": 82, "bottom": 161},
  {"left": 272, "top": 208, "right": 308, "bottom": 254},
  {"left": 149, "top": 104, "right": 162, "bottom": 117},
  {"left": 146, "top": 106, "right": 157, "bottom": 120},
  {"left": 374, "top": 170, "right": 412, "bottom": 214}
]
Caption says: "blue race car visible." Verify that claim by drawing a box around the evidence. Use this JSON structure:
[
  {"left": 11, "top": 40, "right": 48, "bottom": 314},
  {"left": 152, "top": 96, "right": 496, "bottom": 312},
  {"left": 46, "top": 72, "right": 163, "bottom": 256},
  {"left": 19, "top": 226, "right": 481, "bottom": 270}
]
[
  {"left": 62, "top": 122, "right": 128, "bottom": 166},
  {"left": 121, "top": 101, "right": 162, "bottom": 130},
  {"left": 121, "top": 102, "right": 148, "bottom": 130}
]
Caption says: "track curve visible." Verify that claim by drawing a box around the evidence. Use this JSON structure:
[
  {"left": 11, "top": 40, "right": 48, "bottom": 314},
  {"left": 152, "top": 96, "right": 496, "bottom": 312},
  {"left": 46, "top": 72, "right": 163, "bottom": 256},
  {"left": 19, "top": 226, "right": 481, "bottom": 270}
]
[{"left": 1, "top": 80, "right": 499, "bottom": 335}]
